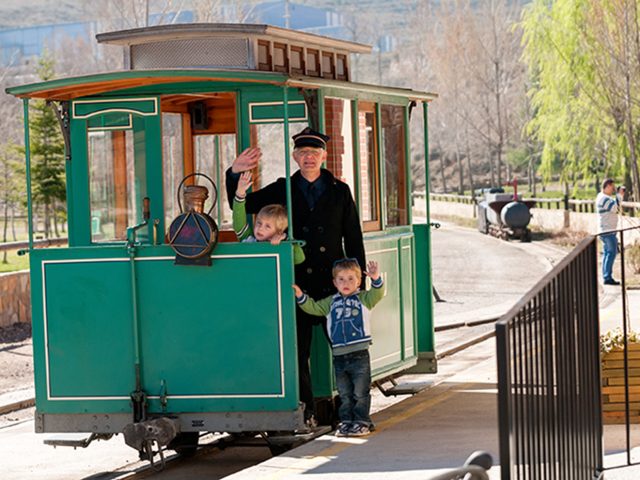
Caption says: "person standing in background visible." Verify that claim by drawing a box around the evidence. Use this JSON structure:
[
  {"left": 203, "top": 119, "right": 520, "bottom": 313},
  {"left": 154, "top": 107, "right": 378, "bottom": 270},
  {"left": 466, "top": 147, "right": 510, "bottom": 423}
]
[{"left": 596, "top": 178, "right": 620, "bottom": 285}]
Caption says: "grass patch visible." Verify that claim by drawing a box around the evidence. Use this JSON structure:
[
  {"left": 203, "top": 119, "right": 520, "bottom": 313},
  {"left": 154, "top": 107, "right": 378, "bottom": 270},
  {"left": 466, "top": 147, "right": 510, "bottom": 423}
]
[
  {"left": 0, "top": 249, "right": 30, "bottom": 273},
  {"left": 431, "top": 214, "right": 477, "bottom": 230},
  {"left": 529, "top": 226, "right": 589, "bottom": 249}
]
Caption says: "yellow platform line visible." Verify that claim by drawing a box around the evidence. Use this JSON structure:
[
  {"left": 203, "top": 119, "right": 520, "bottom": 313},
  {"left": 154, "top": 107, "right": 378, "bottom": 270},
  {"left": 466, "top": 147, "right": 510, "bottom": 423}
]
[{"left": 261, "top": 382, "right": 471, "bottom": 480}]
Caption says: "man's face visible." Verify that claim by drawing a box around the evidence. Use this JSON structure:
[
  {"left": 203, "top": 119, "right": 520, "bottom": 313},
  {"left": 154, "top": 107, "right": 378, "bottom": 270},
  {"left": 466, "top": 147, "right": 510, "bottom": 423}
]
[
  {"left": 293, "top": 147, "right": 325, "bottom": 177},
  {"left": 605, "top": 183, "right": 616, "bottom": 195}
]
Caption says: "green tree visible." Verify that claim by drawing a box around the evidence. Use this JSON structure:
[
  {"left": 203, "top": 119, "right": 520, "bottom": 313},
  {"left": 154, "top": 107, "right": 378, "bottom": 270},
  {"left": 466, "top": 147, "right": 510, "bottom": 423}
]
[
  {"left": 521, "top": 0, "right": 640, "bottom": 197},
  {"left": 30, "top": 52, "right": 65, "bottom": 238},
  {"left": 0, "top": 142, "right": 24, "bottom": 262}
]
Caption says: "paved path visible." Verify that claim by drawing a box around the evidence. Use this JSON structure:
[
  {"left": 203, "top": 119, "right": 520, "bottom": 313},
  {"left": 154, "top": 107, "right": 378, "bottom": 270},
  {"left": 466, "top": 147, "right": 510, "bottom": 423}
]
[{"left": 431, "top": 221, "right": 566, "bottom": 327}]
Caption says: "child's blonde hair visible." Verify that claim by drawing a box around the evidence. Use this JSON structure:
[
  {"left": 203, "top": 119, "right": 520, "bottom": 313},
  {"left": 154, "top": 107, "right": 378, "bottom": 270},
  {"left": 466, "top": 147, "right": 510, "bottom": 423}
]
[
  {"left": 332, "top": 258, "right": 362, "bottom": 279},
  {"left": 257, "top": 204, "right": 288, "bottom": 234}
]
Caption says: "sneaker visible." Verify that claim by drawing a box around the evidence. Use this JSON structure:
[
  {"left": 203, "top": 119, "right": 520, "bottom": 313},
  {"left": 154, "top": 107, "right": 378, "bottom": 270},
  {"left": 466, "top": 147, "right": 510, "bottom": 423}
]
[
  {"left": 335, "top": 422, "right": 351, "bottom": 437},
  {"left": 347, "top": 423, "right": 371, "bottom": 437},
  {"left": 604, "top": 279, "right": 621, "bottom": 286}
]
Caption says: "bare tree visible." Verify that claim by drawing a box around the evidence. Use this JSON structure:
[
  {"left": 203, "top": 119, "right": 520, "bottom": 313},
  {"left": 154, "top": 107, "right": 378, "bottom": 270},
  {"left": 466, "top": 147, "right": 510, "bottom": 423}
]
[{"left": 391, "top": 1, "right": 526, "bottom": 193}]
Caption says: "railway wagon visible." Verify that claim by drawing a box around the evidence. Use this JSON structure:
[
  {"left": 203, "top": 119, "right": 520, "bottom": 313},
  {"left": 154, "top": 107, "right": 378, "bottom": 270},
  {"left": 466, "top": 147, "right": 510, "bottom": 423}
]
[{"left": 6, "top": 23, "right": 437, "bottom": 457}]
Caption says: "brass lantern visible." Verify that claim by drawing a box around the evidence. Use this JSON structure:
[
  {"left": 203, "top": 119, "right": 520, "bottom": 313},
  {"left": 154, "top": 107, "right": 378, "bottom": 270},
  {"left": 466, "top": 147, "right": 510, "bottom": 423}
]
[{"left": 168, "top": 173, "right": 219, "bottom": 266}]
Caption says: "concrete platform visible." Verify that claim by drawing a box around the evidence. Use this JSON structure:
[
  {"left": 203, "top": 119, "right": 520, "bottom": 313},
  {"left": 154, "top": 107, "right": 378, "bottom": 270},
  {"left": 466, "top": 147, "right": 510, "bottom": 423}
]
[
  {"left": 222, "top": 287, "right": 640, "bottom": 480},
  {"left": 225, "top": 338, "right": 501, "bottom": 480}
]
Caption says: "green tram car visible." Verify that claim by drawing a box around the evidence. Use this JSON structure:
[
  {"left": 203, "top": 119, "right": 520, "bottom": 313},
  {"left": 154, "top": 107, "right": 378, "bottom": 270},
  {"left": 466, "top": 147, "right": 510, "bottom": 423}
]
[{"left": 6, "top": 24, "right": 437, "bottom": 455}]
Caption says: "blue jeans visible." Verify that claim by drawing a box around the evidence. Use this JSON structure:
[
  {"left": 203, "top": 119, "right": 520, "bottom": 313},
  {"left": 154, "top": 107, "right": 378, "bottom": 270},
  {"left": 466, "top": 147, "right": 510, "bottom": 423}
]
[
  {"left": 333, "top": 349, "right": 372, "bottom": 426},
  {"left": 600, "top": 233, "right": 618, "bottom": 281}
]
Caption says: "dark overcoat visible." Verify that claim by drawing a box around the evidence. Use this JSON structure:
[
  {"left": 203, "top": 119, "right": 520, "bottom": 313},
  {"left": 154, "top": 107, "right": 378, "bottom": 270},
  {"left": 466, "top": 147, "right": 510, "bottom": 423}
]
[{"left": 226, "top": 168, "right": 366, "bottom": 299}]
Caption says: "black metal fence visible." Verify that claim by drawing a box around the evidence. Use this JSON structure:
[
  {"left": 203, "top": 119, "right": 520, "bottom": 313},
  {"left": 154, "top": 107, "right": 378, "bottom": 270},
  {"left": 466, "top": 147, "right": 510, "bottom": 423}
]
[{"left": 496, "top": 236, "right": 603, "bottom": 479}]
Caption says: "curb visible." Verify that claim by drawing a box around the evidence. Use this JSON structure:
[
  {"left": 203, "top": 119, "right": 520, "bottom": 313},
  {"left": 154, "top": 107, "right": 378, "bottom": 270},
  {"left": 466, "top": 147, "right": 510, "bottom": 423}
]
[
  {"left": 436, "top": 330, "right": 496, "bottom": 360},
  {"left": 0, "top": 389, "right": 35, "bottom": 415},
  {"left": 435, "top": 315, "right": 501, "bottom": 332}
]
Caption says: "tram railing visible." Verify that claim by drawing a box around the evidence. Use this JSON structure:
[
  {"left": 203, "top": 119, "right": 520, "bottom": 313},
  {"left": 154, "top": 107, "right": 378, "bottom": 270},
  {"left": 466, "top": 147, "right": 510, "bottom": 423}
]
[
  {"left": 496, "top": 236, "right": 603, "bottom": 479},
  {"left": 427, "top": 451, "right": 493, "bottom": 480}
]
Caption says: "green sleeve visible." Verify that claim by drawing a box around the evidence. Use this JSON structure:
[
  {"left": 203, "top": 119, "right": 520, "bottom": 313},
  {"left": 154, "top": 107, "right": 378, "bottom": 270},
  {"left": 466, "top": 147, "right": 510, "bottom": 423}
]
[
  {"left": 293, "top": 243, "right": 306, "bottom": 265},
  {"left": 359, "top": 279, "right": 385, "bottom": 309},
  {"left": 297, "top": 293, "right": 332, "bottom": 317},
  {"left": 232, "top": 197, "right": 252, "bottom": 241}
]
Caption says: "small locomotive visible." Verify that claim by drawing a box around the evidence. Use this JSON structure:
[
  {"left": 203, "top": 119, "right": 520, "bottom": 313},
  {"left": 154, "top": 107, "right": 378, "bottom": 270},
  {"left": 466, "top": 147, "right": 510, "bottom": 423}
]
[{"left": 477, "top": 185, "right": 535, "bottom": 242}]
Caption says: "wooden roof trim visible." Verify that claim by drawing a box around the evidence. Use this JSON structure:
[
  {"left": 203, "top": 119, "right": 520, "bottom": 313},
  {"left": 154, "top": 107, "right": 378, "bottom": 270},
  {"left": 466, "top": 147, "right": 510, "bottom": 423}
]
[
  {"left": 286, "top": 76, "right": 438, "bottom": 102},
  {"left": 6, "top": 71, "right": 287, "bottom": 100}
]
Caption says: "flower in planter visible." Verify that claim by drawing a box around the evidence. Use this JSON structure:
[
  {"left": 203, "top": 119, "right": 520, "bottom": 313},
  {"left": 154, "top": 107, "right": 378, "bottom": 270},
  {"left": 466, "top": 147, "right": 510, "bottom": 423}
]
[{"left": 601, "top": 327, "right": 640, "bottom": 354}]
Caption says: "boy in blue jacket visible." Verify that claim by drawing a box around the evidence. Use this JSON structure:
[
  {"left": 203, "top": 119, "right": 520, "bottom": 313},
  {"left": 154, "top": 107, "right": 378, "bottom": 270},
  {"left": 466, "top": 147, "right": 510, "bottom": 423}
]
[{"left": 293, "top": 258, "right": 384, "bottom": 437}]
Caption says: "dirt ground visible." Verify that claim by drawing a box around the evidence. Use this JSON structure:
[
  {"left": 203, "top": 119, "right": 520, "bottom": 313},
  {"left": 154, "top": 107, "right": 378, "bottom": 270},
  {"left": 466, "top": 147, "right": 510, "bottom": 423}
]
[{"left": 0, "top": 322, "right": 33, "bottom": 396}]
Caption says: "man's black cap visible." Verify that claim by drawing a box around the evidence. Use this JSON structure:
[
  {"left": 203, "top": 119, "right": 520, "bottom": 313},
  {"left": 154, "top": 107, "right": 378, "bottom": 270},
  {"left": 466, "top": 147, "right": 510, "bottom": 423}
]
[{"left": 292, "top": 127, "right": 330, "bottom": 150}]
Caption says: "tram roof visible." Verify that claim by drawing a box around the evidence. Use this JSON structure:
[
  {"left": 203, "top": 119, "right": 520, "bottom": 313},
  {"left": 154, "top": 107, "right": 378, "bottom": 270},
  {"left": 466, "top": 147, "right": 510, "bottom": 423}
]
[
  {"left": 96, "top": 23, "right": 372, "bottom": 54},
  {"left": 5, "top": 69, "right": 437, "bottom": 102}
]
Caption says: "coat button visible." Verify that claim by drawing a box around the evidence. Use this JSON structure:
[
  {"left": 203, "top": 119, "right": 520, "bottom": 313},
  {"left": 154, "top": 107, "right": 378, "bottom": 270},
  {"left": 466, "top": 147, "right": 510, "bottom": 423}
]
[
  {"left": 307, "top": 268, "right": 313, "bottom": 274},
  {"left": 317, "top": 226, "right": 324, "bottom": 233},
  {"left": 302, "top": 226, "right": 309, "bottom": 233},
  {"left": 319, "top": 246, "right": 326, "bottom": 252}
]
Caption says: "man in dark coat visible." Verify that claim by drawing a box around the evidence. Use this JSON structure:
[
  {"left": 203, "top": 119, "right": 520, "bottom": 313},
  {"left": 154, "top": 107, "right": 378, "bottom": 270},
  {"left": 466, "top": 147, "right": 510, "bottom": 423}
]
[{"left": 226, "top": 127, "right": 366, "bottom": 427}]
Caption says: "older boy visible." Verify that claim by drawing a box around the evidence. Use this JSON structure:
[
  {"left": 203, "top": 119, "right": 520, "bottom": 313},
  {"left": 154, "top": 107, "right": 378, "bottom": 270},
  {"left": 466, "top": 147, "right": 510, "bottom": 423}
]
[
  {"left": 293, "top": 259, "right": 384, "bottom": 437},
  {"left": 233, "top": 171, "right": 304, "bottom": 264}
]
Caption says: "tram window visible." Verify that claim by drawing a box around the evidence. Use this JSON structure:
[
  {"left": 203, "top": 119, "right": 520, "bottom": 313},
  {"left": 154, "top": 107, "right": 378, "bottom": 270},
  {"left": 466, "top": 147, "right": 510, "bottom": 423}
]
[
  {"left": 322, "top": 52, "right": 335, "bottom": 79},
  {"left": 358, "top": 103, "right": 380, "bottom": 231},
  {"left": 88, "top": 129, "right": 139, "bottom": 242},
  {"left": 258, "top": 40, "right": 272, "bottom": 71},
  {"left": 194, "top": 134, "right": 236, "bottom": 229},
  {"left": 307, "top": 49, "right": 320, "bottom": 76},
  {"left": 163, "top": 113, "right": 184, "bottom": 235},
  {"left": 409, "top": 103, "right": 426, "bottom": 217},
  {"left": 249, "top": 122, "right": 308, "bottom": 188},
  {"left": 336, "top": 54, "right": 348, "bottom": 81},
  {"left": 381, "top": 104, "right": 408, "bottom": 226},
  {"left": 273, "top": 42, "right": 288, "bottom": 73},
  {"left": 290, "top": 46, "right": 304, "bottom": 74},
  {"left": 324, "top": 97, "right": 355, "bottom": 195}
]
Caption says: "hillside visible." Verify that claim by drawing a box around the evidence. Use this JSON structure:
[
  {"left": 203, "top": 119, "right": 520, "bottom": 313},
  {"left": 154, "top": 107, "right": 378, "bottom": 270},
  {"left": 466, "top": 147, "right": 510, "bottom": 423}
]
[{"left": 0, "top": 0, "right": 89, "bottom": 29}]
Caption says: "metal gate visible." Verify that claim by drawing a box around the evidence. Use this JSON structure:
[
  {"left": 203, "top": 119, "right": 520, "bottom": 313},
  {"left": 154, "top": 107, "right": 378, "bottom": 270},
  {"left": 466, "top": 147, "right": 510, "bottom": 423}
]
[{"left": 496, "top": 236, "right": 603, "bottom": 479}]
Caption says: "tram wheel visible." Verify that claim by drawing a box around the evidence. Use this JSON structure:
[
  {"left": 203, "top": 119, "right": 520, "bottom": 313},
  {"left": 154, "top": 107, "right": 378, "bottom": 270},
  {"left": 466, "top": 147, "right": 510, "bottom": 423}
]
[{"left": 168, "top": 431, "right": 199, "bottom": 456}]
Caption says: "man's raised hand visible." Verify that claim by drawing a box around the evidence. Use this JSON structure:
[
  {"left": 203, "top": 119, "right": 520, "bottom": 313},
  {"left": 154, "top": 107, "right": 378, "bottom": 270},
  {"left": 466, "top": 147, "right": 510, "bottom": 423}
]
[{"left": 231, "top": 147, "right": 262, "bottom": 174}]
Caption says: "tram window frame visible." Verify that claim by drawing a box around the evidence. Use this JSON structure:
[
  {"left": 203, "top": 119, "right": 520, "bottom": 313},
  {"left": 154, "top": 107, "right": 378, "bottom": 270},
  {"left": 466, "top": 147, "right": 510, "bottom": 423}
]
[
  {"left": 87, "top": 127, "right": 140, "bottom": 244},
  {"left": 273, "top": 42, "right": 289, "bottom": 73},
  {"left": 162, "top": 112, "right": 185, "bottom": 236},
  {"left": 249, "top": 121, "right": 308, "bottom": 189},
  {"left": 381, "top": 103, "right": 408, "bottom": 227},
  {"left": 357, "top": 102, "right": 381, "bottom": 232},
  {"left": 324, "top": 97, "right": 356, "bottom": 197},
  {"left": 161, "top": 93, "right": 238, "bottom": 237}
]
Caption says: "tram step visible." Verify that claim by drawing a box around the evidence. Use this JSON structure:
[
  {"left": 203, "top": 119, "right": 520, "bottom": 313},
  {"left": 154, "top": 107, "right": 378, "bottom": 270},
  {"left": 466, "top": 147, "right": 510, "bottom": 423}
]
[
  {"left": 44, "top": 433, "right": 96, "bottom": 449},
  {"left": 374, "top": 380, "right": 432, "bottom": 397},
  {"left": 267, "top": 425, "right": 332, "bottom": 445}
]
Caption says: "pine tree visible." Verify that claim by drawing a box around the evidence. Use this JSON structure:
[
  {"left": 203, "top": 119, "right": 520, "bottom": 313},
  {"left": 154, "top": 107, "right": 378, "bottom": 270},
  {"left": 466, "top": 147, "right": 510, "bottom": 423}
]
[
  {"left": 0, "top": 142, "right": 24, "bottom": 263},
  {"left": 30, "top": 52, "right": 65, "bottom": 239}
]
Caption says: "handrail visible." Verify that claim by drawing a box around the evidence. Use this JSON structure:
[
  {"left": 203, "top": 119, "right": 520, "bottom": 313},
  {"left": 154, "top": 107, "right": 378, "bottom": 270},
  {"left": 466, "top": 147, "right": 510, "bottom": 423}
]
[
  {"left": 0, "top": 237, "right": 68, "bottom": 254},
  {"left": 427, "top": 451, "right": 492, "bottom": 480}
]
